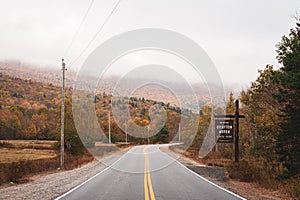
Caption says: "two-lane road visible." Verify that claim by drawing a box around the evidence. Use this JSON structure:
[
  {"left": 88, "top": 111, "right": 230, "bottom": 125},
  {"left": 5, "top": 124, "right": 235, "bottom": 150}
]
[{"left": 56, "top": 145, "right": 245, "bottom": 200}]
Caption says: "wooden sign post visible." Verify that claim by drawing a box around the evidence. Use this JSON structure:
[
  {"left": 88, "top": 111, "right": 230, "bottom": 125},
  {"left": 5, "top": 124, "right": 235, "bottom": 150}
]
[{"left": 214, "top": 99, "right": 245, "bottom": 162}]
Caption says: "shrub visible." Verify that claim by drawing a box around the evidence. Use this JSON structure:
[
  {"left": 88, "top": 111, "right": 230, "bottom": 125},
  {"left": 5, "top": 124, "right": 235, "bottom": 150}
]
[
  {"left": 226, "top": 160, "right": 264, "bottom": 182},
  {"left": 282, "top": 176, "right": 300, "bottom": 198},
  {"left": 0, "top": 154, "right": 94, "bottom": 185}
]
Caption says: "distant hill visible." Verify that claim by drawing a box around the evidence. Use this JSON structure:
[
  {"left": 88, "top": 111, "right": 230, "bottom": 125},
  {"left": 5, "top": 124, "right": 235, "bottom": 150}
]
[
  {"left": 0, "top": 60, "right": 232, "bottom": 111},
  {"left": 0, "top": 72, "right": 186, "bottom": 144},
  {"left": 0, "top": 60, "right": 75, "bottom": 87}
]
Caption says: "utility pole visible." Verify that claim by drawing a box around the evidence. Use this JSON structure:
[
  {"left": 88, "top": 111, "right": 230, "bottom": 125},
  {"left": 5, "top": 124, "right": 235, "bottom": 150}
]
[
  {"left": 60, "top": 59, "right": 66, "bottom": 169},
  {"left": 125, "top": 120, "right": 128, "bottom": 144},
  {"left": 108, "top": 111, "right": 111, "bottom": 144},
  {"left": 147, "top": 125, "right": 150, "bottom": 144},
  {"left": 178, "top": 123, "right": 181, "bottom": 143}
]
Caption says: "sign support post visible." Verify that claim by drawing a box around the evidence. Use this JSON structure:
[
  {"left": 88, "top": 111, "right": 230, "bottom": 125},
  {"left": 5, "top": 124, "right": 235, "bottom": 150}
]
[
  {"left": 214, "top": 99, "right": 245, "bottom": 162},
  {"left": 235, "top": 99, "right": 239, "bottom": 162}
]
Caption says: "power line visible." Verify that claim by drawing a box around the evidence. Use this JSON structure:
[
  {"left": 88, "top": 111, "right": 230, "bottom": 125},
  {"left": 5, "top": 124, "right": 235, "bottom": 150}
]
[
  {"left": 63, "top": 0, "right": 95, "bottom": 58},
  {"left": 69, "top": 0, "right": 122, "bottom": 68}
]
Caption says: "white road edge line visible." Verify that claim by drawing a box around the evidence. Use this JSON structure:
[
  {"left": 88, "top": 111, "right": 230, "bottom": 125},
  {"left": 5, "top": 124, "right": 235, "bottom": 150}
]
[
  {"left": 55, "top": 145, "right": 246, "bottom": 200},
  {"left": 159, "top": 146, "right": 247, "bottom": 200},
  {"left": 54, "top": 148, "right": 131, "bottom": 200}
]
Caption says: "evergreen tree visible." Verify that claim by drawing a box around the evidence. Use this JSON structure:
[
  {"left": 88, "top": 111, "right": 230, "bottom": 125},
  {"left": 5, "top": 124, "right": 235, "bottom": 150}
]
[
  {"left": 57, "top": 98, "right": 85, "bottom": 156},
  {"left": 226, "top": 92, "right": 235, "bottom": 114},
  {"left": 275, "top": 19, "right": 300, "bottom": 177},
  {"left": 240, "top": 65, "right": 281, "bottom": 170}
]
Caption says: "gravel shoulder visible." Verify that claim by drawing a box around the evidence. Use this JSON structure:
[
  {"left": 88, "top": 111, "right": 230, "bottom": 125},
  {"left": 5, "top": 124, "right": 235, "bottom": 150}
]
[
  {"left": 0, "top": 148, "right": 129, "bottom": 200},
  {"left": 0, "top": 145, "right": 293, "bottom": 200},
  {"left": 160, "top": 145, "right": 293, "bottom": 200}
]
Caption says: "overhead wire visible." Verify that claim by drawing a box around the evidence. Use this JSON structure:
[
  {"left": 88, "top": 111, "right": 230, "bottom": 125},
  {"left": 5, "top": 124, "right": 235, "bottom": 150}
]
[
  {"left": 68, "top": 0, "right": 122, "bottom": 69},
  {"left": 63, "top": 0, "right": 95, "bottom": 59}
]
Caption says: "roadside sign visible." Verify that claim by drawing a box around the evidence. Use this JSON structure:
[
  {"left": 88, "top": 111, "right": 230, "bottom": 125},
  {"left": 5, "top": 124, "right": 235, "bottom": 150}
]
[
  {"left": 214, "top": 100, "right": 245, "bottom": 162},
  {"left": 215, "top": 119, "right": 234, "bottom": 143}
]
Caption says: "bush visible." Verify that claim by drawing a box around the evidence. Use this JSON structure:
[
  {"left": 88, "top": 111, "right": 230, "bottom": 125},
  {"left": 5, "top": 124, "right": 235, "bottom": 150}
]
[
  {"left": 226, "top": 160, "right": 264, "bottom": 182},
  {"left": 0, "top": 154, "right": 94, "bottom": 185},
  {"left": 0, "top": 157, "right": 59, "bottom": 184},
  {"left": 282, "top": 176, "right": 300, "bottom": 198}
]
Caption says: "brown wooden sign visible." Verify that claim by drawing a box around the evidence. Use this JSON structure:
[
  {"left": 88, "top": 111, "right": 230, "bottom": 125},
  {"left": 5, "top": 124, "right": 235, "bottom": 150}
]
[
  {"left": 214, "top": 99, "right": 245, "bottom": 162},
  {"left": 215, "top": 119, "right": 234, "bottom": 143}
]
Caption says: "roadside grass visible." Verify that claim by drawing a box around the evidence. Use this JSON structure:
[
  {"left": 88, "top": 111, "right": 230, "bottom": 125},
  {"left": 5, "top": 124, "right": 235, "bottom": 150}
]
[
  {"left": 0, "top": 140, "right": 56, "bottom": 150},
  {"left": 0, "top": 141, "right": 13, "bottom": 148},
  {"left": 0, "top": 154, "right": 94, "bottom": 184},
  {"left": 0, "top": 140, "right": 94, "bottom": 185},
  {"left": 0, "top": 140, "right": 134, "bottom": 185},
  {"left": 0, "top": 148, "right": 56, "bottom": 163}
]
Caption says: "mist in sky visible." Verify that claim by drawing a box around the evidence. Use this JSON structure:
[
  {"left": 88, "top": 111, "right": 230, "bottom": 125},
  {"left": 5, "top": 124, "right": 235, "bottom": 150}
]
[{"left": 0, "top": 0, "right": 299, "bottom": 85}]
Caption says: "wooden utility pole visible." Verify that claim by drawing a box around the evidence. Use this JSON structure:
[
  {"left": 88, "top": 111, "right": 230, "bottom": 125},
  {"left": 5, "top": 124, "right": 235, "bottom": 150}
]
[
  {"left": 108, "top": 111, "right": 111, "bottom": 144},
  {"left": 178, "top": 123, "right": 181, "bottom": 143},
  {"left": 125, "top": 120, "right": 128, "bottom": 144},
  {"left": 60, "top": 59, "right": 66, "bottom": 169},
  {"left": 147, "top": 125, "right": 150, "bottom": 144}
]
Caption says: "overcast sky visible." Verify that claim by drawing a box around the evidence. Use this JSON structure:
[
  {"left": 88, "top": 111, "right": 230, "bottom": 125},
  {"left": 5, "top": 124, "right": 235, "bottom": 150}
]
[{"left": 0, "top": 0, "right": 299, "bottom": 85}]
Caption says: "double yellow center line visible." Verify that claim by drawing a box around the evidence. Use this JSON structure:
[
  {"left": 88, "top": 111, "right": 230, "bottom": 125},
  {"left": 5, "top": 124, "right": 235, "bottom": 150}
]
[{"left": 143, "top": 146, "right": 156, "bottom": 200}]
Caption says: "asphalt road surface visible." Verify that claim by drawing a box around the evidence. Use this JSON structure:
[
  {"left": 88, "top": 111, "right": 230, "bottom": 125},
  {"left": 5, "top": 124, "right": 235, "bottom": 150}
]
[{"left": 56, "top": 145, "right": 245, "bottom": 200}]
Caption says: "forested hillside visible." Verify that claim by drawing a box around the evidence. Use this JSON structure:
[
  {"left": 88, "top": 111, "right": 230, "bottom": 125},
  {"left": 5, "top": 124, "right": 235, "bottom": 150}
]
[
  {"left": 0, "top": 73, "right": 59, "bottom": 139},
  {"left": 0, "top": 73, "right": 186, "bottom": 149}
]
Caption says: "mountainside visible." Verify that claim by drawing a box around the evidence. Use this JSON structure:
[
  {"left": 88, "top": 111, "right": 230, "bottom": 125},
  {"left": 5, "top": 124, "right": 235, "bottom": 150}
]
[
  {"left": 0, "top": 72, "right": 188, "bottom": 144},
  {"left": 0, "top": 61, "right": 230, "bottom": 111},
  {"left": 0, "top": 73, "right": 60, "bottom": 139}
]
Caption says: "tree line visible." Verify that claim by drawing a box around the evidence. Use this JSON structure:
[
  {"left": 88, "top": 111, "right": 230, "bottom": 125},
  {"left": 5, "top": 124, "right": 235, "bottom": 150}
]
[{"left": 238, "top": 20, "right": 300, "bottom": 178}]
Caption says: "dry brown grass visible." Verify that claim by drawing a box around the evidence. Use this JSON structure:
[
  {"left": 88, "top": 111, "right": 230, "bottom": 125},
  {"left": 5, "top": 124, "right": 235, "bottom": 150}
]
[
  {"left": 0, "top": 148, "right": 56, "bottom": 163},
  {"left": 0, "top": 140, "right": 57, "bottom": 164},
  {"left": 0, "top": 140, "right": 56, "bottom": 149},
  {"left": 0, "top": 140, "right": 95, "bottom": 185}
]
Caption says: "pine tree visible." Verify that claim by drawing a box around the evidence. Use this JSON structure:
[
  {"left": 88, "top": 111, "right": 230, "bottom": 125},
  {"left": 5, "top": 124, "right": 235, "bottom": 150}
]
[
  {"left": 226, "top": 92, "right": 235, "bottom": 114},
  {"left": 275, "top": 19, "right": 300, "bottom": 177},
  {"left": 240, "top": 65, "right": 281, "bottom": 171}
]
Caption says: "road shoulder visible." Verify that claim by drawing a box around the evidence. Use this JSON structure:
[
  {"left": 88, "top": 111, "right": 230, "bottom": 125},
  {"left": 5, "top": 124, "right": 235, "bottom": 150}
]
[
  {"left": 160, "top": 145, "right": 291, "bottom": 200},
  {"left": 0, "top": 147, "right": 130, "bottom": 200}
]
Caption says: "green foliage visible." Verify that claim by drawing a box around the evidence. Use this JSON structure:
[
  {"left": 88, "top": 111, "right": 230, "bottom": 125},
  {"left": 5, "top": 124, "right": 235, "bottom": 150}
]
[
  {"left": 240, "top": 65, "right": 281, "bottom": 166},
  {"left": 207, "top": 20, "right": 300, "bottom": 197},
  {"left": 226, "top": 92, "right": 235, "bottom": 114},
  {"left": 153, "top": 125, "right": 169, "bottom": 143},
  {"left": 56, "top": 99, "right": 85, "bottom": 156},
  {"left": 275, "top": 20, "right": 300, "bottom": 178},
  {"left": 140, "top": 108, "right": 146, "bottom": 116}
]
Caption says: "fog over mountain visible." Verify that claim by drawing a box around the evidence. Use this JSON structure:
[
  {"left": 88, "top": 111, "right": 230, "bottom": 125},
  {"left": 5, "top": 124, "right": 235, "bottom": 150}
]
[{"left": 0, "top": 60, "right": 240, "bottom": 111}]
